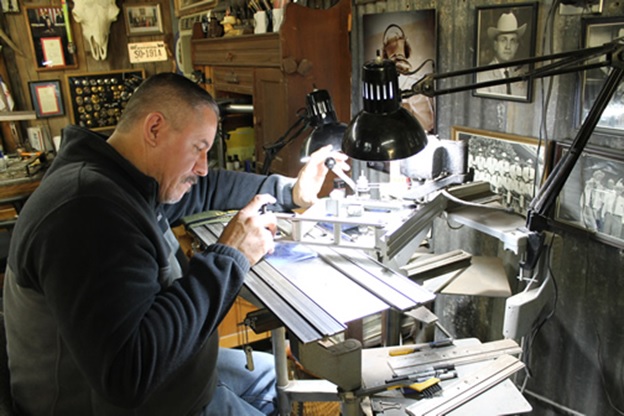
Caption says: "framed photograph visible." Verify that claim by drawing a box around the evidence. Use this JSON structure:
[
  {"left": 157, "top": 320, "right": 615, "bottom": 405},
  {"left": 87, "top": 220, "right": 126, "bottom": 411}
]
[
  {"left": 362, "top": 10, "right": 437, "bottom": 174},
  {"left": 174, "top": 0, "right": 217, "bottom": 16},
  {"left": 580, "top": 17, "right": 624, "bottom": 135},
  {"left": 29, "top": 80, "right": 65, "bottom": 118},
  {"left": 124, "top": 3, "right": 164, "bottom": 36},
  {"left": 554, "top": 142, "right": 624, "bottom": 248},
  {"left": 452, "top": 126, "right": 550, "bottom": 215},
  {"left": 25, "top": 6, "right": 78, "bottom": 71},
  {"left": 363, "top": 10, "right": 437, "bottom": 135},
  {"left": 473, "top": 3, "right": 538, "bottom": 102},
  {"left": 66, "top": 69, "right": 145, "bottom": 131}
]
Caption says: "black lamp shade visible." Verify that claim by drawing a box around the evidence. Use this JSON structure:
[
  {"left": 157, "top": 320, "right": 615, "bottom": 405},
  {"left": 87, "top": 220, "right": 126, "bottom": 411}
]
[
  {"left": 342, "top": 58, "right": 428, "bottom": 161},
  {"left": 300, "top": 89, "right": 347, "bottom": 160}
]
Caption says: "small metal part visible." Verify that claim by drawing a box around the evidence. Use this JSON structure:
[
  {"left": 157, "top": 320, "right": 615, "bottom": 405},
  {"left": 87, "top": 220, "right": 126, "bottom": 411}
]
[{"left": 244, "top": 345, "right": 255, "bottom": 371}]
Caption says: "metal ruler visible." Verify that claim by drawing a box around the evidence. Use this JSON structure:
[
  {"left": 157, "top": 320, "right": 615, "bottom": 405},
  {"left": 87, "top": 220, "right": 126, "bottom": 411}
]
[
  {"left": 390, "top": 338, "right": 522, "bottom": 376},
  {"left": 405, "top": 354, "right": 525, "bottom": 416}
]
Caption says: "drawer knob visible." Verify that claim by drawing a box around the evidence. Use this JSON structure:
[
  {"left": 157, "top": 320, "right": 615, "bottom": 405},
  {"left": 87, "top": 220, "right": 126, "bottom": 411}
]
[
  {"left": 297, "top": 59, "right": 313, "bottom": 76},
  {"left": 225, "top": 72, "right": 239, "bottom": 84},
  {"left": 226, "top": 52, "right": 234, "bottom": 61},
  {"left": 282, "top": 57, "right": 298, "bottom": 74}
]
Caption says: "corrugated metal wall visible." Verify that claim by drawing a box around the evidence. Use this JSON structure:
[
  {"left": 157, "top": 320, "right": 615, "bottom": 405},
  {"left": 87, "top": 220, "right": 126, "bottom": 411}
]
[{"left": 350, "top": 1, "right": 624, "bottom": 414}]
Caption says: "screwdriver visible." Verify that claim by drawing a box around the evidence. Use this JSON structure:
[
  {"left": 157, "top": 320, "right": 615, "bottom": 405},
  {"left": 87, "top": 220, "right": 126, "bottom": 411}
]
[
  {"left": 388, "top": 338, "right": 454, "bottom": 357},
  {"left": 324, "top": 157, "right": 357, "bottom": 192}
]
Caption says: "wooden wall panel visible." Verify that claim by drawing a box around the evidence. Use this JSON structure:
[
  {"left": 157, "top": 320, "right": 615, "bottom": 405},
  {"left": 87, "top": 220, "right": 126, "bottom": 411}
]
[{"left": 0, "top": 0, "right": 177, "bottom": 146}]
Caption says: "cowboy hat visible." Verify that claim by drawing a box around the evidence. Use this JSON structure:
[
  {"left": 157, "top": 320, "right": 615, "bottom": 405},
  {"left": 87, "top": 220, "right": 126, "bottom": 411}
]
[{"left": 487, "top": 12, "right": 527, "bottom": 40}]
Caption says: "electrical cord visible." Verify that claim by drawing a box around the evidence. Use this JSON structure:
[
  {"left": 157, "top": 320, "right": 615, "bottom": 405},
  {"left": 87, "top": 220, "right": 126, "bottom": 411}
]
[{"left": 261, "top": 107, "right": 309, "bottom": 175}]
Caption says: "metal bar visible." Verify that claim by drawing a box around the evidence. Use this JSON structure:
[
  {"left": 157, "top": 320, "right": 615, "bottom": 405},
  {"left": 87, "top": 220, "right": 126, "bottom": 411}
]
[
  {"left": 405, "top": 355, "right": 525, "bottom": 416},
  {"left": 527, "top": 64, "right": 624, "bottom": 233},
  {"left": 333, "top": 247, "right": 436, "bottom": 307},
  {"left": 389, "top": 338, "right": 522, "bottom": 376},
  {"left": 383, "top": 194, "right": 447, "bottom": 259},
  {"left": 253, "top": 261, "right": 346, "bottom": 337},
  {"left": 312, "top": 246, "right": 419, "bottom": 311},
  {"left": 411, "top": 42, "right": 619, "bottom": 97},
  {"left": 272, "top": 327, "right": 292, "bottom": 416},
  {"left": 244, "top": 273, "right": 323, "bottom": 343}
]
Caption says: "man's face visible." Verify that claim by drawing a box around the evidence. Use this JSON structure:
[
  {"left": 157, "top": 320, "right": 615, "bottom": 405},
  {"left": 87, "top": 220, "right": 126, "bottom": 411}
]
[
  {"left": 156, "top": 106, "right": 218, "bottom": 204},
  {"left": 384, "top": 34, "right": 411, "bottom": 74},
  {"left": 493, "top": 33, "right": 519, "bottom": 62}
]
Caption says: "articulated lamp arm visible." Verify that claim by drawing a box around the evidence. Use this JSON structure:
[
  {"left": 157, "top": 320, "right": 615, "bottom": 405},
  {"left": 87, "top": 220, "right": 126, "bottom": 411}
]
[{"left": 405, "top": 40, "right": 624, "bottom": 269}]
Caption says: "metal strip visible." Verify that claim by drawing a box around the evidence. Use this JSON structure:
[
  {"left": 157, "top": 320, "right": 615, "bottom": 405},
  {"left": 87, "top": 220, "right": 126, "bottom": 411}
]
[
  {"left": 406, "top": 354, "right": 525, "bottom": 416},
  {"left": 192, "top": 223, "right": 346, "bottom": 341},
  {"left": 336, "top": 247, "right": 436, "bottom": 307},
  {"left": 389, "top": 339, "right": 522, "bottom": 376},
  {"left": 383, "top": 194, "right": 447, "bottom": 259},
  {"left": 244, "top": 272, "right": 323, "bottom": 343},
  {"left": 316, "top": 246, "right": 435, "bottom": 310},
  {"left": 253, "top": 261, "right": 346, "bottom": 336}
]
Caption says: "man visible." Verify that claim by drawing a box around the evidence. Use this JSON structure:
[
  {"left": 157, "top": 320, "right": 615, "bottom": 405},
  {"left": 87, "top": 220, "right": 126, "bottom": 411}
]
[
  {"left": 382, "top": 23, "right": 435, "bottom": 133},
  {"left": 3, "top": 73, "right": 348, "bottom": 415},
  {"left": 476, "top": 12, "right": 529, "bottom": 98}
]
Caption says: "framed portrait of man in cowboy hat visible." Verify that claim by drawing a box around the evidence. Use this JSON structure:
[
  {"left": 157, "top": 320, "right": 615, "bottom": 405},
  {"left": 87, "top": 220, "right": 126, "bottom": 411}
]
[{"left": 474, "top": 3, "right": 538, "bottom": 102}]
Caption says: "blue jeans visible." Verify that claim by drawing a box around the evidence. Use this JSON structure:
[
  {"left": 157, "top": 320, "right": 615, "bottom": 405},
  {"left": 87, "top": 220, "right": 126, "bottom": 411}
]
[{"left": 200, "top": 348, "right": 278, "bottom": 415}]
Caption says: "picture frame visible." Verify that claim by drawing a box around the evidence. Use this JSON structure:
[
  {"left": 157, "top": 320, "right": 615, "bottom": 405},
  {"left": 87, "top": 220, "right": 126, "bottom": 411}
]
[
  {"left": 451, "top": 126, "right": 550, "bottom": 216},
  {"left": 580, "top": 17, "right": 624, "bottom": 135},
  {"left": 362, "top": 10, "right": 437, "bottom": 135},
  {"left": 28, "top": 80, "right": 65, "bottom": 118},
  {"left": 553, "top": 142, "right": 624, "bottom": 249},
  {"left": 174, "top": 0, "right": 217, "bottom": 16},
  {"left": 25, "top": 6, "right": 78, "bottom": 71},
  {"left": 123, "top": 3, "right": 164, "bottom": 36},
  {"left": 66, "top": 69, "right": 145, "bottom": 131},
  {"left": 473, "top": 2, "right": 538, "bottom": 102},
  {"left": 362, "top": 9, "right": 437, "bottom": 174}
]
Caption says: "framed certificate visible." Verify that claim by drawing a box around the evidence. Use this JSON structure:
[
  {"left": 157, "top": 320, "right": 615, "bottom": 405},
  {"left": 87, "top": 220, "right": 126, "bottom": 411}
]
[{"left": 29, "top": 80, "right": 65, "bottom": 118}]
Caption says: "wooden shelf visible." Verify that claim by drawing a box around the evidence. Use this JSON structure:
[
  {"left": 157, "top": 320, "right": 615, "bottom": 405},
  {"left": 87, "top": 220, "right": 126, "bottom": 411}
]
[{"left": 0, "top": 111, "right": 37, "bottom": 122}]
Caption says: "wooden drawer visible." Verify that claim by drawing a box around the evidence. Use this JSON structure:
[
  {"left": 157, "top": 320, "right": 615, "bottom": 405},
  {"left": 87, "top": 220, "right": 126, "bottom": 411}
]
[
  {"left": 192, "top": 33, "right": 281, "bottom": 68},
  {"left": 212, "top": 67, "right": 255, "bottom": 95}
]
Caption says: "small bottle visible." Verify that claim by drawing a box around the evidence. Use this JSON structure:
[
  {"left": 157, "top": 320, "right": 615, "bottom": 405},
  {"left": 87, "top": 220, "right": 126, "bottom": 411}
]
[
  {"left": 233, "top": 155, "right": 241, "bottom": 171},
  {"left": 356, "top": 174, "right": 370, "bottom": 199},
  {"left": 226, "top": 155, "right": 234, "bottom": 170}
]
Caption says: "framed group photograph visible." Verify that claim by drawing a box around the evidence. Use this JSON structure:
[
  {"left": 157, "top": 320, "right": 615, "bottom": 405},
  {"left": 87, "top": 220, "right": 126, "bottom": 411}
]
[
  {"left": 123, "top": 3, "right": 164, "bottom": 36},
  {"left": 554, "top": 142, "right": 624, "bottom": 248},
  {"left": 580, "top": 17, "right": 624, "bottom": 135},
  {"left": 473, "top": 2, "right": 538, "bottom": 102},
  {"left": 28, "top": 80, "right": 65, "bottom": 118},
  {"left": 452, "top": 126, "right": 550, "bottom": 215},
  {"left": 25, "top": 6, "right": 78, "bottom": 71}
]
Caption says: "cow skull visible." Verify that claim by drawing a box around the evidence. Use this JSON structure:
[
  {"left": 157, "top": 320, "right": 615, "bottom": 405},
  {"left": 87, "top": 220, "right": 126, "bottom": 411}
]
[{"left": 72, "top": 0, "right": 119, "bottom": 60}]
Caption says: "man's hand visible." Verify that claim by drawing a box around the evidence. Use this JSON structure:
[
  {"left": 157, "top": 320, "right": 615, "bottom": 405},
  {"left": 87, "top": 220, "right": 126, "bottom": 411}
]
[
  {"left": 293, "top": 145, "right": 350, "bottom": 208},
  {"left": 217, "top": 194, "right": 278, "bottom": 265}
]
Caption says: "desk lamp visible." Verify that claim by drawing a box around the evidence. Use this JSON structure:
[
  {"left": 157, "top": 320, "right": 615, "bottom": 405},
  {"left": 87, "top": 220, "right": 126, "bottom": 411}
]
[
  {"left": 341, "top": 55, "right": 428, "bottom": 161},
  {"left": 262, "top": 88, "right": 348, "bottom": 175},
  {"left": 300, "top": 89, "right": 347, "bottom": 161}
]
